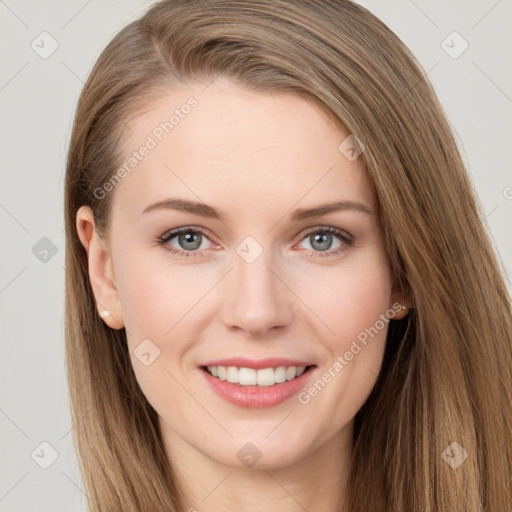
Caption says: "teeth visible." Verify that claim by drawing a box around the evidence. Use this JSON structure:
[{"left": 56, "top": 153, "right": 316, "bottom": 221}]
[
  {"left": 206, "top": 365, "right": 308, "bottom": 386},
  {"left": 217, "top": 366, "right": 227, "bottom": 380},
  {"left": 239, "top": 367, "right": 257, "bottom": 385},
  {"left": 226, "top": 366, "right": 239, "bottom": 383}
]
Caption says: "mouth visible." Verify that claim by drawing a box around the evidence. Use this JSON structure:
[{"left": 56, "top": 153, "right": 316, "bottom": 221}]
[
  {"left": 199, "top": 363, "right": 319, "bottom": 408},
  {"left": 200, "top": 364, "right": 317, "bottom": 387}
]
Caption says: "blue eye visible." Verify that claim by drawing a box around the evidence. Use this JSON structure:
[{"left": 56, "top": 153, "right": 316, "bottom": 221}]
[
  {"left": 156, "top": 226, "right": 353, "bottom": 259},
  {"left": 156, "top": 227, "right": 214, "bottom": 258},
  {"left": 296, "top": 227, "right": 353, "bottom": 258}
]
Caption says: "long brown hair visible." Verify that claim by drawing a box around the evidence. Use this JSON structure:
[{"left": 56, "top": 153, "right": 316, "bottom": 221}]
[{"left": 64, "top": 1, "right": 512, "bottom": 510}]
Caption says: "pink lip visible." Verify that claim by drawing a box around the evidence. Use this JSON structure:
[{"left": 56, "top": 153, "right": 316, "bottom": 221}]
[
  {"left": 200, "top": 357, "right": 315, "bottom": 370},
  {"left": 199, "top": 365, "right": 318, "bottom": 409}
]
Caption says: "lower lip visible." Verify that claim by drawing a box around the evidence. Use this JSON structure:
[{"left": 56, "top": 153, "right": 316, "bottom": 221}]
[{"left": 199, "top": 366, "right": 317, "bottom": 408}]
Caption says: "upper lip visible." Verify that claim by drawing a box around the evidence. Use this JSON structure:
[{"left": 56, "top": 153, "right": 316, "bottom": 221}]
[{"left": 200, "top": 357, "right": 316, "bottom": 370}]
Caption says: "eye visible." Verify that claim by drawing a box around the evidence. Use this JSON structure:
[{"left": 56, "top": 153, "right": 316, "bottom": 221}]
[
  {"left": 295, "top": 227, "right": 353, "bottom": 258},
  {"left": 156, "top": 227, "right": 216, "bottom": 259}
]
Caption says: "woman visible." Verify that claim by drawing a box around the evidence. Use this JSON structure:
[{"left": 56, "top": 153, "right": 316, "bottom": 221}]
[{"left": 64, "top": 1, "right": 512, "bottom": 510}]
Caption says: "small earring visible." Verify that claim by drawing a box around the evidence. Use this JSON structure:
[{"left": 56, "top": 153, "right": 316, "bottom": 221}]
[
  {"left": 100, "top": 310, "right": 111, "bottom": 317},
  {"left": 394, "top": 303, "right": 410, "bottom": 320}
]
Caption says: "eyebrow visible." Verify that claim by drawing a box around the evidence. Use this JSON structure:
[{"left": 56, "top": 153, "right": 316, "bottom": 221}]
[{"left": 139, "top": 198, "right": 374, "bottom": 221}]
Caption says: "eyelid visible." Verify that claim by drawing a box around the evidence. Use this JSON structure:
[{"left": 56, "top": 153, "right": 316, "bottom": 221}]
[{"left": 159, "top": 225, "right": 219, "bottom": 245}]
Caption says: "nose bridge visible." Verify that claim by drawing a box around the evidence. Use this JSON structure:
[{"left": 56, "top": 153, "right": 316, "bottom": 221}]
[{"left": 220, "top": 237, "right": 292, "bottom": 336}]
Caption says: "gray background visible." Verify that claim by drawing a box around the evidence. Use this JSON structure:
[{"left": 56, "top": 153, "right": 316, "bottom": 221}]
[{"left": 1, "top": 1, "right": 510, "bottom": 510}]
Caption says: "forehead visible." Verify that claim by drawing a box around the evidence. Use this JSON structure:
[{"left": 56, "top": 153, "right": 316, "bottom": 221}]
[{"left": 110, "top": 79, "right": 374, "bottom": 222}]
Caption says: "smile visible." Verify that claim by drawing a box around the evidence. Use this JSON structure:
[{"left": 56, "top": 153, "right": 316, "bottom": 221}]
[{"left": 199, "top": 364, "right": 318, "bottom": 408}]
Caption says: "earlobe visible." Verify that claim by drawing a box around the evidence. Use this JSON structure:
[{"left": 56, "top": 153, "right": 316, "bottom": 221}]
[
  {"left": 390, "top": 287, "right": 413, "bottom": 320},
  {"left": 76, "top": 206, "right": 124, "bottom": 330}
]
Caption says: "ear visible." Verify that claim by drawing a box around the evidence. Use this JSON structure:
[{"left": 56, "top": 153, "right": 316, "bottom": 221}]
[
  {"left": 389, "top": 281, "right": 413, "bottom": 321},
  {"left": 76, "top": 205, "right": 124, "bottom": 330}
]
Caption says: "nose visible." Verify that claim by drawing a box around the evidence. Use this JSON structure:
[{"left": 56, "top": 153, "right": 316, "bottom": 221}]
[{"left": 219, "top": 247, "right": 294, "bottom": 338}]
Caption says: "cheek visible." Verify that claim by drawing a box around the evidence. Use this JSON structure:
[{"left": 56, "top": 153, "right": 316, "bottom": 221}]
[
  {"left": 334, "top": 266, "right": 391, "bottom": 343},
  {"left": 290, "top": 250, "right": 392, "bottom": 411},
  {"left": 113, "top": 250, "right": 209, "bottom": 414},
  {"left": 114, "top": 247, "right": 211, "bottom": 340},
  {"left": 292, "top": 247, "right": 392, "bottom": 346}
]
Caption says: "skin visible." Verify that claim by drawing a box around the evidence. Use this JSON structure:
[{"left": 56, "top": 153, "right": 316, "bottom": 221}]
[{"left": 77, "top": 78, "right": 409, "bottom": 512}]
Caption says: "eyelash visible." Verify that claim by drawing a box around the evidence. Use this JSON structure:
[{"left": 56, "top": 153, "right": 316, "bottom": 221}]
[{"left": 155, "top": 226, "right": 354, "bottom": 260}]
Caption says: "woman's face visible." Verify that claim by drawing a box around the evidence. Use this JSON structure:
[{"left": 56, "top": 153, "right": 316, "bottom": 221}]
[{"left": 81, "top": 78, "right": 400, "bottom": 470}]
